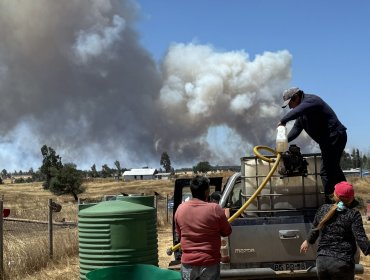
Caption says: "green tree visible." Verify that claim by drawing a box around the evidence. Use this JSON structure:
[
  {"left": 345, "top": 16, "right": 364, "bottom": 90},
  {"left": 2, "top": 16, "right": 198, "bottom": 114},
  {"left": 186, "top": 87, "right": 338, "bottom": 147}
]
[
  {"left": 160, "top": 152, "right": 172, "bottom": 172},
  {"left": 40, "top": 145, "right": 63, "bottom": 189},
  {"left": 362, "top": 155, "right": 369, "bottom": 170},
  {"left": 101, "top": 164, "right": 112, "bottom": 178},
  {"left": 1, "top": 169, "right": 7, "bottom": 179},
  {"left": 340, "top": 150, "right": 352, "bottom": 170},
  {"left": 32, "top": 170, "right": 45, "bottom": 182},
  {"left": 114, "top": 160, "right": 122, "bottom": 179},
  {"left": 193, "top": 161, "right": 213, "bottom": 174},
  {"left": 90, "top": 164, "right": 99, "bottom": 178},
  {"left": 49, "top": 163, "right": 85, "bottom": 201},
  {"left": 355, "top": 149, "right": 361, "bottom": 168}
]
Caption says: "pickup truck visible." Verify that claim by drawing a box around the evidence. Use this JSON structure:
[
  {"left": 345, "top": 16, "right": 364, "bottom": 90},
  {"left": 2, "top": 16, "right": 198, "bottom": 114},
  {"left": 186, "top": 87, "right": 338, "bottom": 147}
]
[{"left": 168, "top": 150, "right": 364, "bottom": 279}]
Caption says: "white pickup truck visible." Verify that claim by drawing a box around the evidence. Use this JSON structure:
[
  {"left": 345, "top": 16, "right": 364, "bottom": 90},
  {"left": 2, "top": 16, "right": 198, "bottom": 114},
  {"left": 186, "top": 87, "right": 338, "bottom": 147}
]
[{"left": 168, "top": 147, "right": 364, "bottom": 279}]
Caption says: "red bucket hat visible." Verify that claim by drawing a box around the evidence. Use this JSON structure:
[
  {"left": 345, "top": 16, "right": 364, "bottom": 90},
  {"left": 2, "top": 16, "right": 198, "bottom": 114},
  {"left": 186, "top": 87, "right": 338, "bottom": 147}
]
[{"left": 334, "top": 181, "right": 355, "bottom": 199}]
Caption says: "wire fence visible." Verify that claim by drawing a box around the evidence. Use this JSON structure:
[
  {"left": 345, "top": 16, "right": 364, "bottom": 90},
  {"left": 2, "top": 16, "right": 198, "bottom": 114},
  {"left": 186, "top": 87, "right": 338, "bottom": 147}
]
[
  {"left": 0, "top": 199, "right": 78, "bottom": 280},
  {"left": 0, "top": 195, "right": 173, "bottom": 279},
  {"left": 155, "top": 194, "right": 174, "bottom": 226}
]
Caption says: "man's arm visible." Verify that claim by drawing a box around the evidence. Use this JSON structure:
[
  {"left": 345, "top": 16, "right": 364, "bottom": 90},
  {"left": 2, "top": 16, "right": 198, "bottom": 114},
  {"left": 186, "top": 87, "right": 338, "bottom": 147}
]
[
  {"left": 174, "top": 210, "right": 181, "bottom": 240},
  {"left": 280, "top": 97, "right": 318, "bottom": 125},
  {"left": 287, "top": 120, "right": 303, "bottom": 142},
  {"left": 217, "top": 206, "right": 232, "bottom": 237}
]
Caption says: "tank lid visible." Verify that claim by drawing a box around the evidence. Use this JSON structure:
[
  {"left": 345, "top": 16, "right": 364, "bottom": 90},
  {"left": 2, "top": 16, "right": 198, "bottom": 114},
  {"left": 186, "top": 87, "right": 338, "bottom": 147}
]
[{"left": 79, "top": 200, "right": 152, "bottom": 216}]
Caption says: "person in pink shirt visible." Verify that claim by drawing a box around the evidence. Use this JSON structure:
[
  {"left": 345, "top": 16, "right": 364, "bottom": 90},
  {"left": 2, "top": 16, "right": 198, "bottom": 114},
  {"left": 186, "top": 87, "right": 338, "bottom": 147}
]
[{"left": 175, "top": 176, "right": 232, "bottom": 280}]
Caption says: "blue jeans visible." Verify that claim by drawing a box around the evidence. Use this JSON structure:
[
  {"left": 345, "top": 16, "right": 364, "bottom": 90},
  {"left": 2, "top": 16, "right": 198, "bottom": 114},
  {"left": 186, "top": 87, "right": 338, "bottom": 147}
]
[
  {"left": 181, "top": 263, "right": 220, "bottom": 280},
  {"left": 316, "top": 255, "right": 354, "bottom": 280}
]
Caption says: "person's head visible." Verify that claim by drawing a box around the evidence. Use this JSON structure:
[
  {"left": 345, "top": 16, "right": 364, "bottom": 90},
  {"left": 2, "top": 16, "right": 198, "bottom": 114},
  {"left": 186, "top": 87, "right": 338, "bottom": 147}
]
[
  {"left": 282, "top": 87, "right": 304, "bottom": 109},
  {"left": 316, "top": 181, "right": 355, "bottom": 230},
  {"left": 190, "top": 175, "right": 210, "bottom": 201},
  {"left": 334, "top": 181, "right": 355, "bottom": 205},
  {"left": 210, "top": 191, "right": 221, "bottom": 203}
]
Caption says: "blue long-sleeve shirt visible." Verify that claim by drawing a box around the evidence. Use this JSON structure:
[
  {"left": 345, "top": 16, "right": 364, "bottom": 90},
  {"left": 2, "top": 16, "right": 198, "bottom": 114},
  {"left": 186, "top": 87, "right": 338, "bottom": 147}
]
[
  {"left": 307, "top": 203, "right": 370, "bottom": 264},
  {"left": 280, "top": 93, "right": 346, "bottom": 144}
]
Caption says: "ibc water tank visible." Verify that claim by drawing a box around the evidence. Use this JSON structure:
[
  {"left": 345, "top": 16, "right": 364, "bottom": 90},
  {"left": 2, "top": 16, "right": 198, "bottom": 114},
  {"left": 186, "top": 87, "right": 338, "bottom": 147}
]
[
  {"left": 241, "top": 155, "right": 323, "bottom": 212},
  {"left": 78, "top": 200, "right": 158, "bottom": 280}
]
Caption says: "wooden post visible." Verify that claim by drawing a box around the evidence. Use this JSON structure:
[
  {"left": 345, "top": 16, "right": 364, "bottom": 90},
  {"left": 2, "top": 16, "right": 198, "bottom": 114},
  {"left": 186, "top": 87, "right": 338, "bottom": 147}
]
[
  {"left": 48, "top": 199, "right": 53, "bottom": 259},
  {"left": 0, "top": 200, "right": 4, "bottom": 280},
  {"left": 166, "top": 194, "right": 169, "bottom": 223}
]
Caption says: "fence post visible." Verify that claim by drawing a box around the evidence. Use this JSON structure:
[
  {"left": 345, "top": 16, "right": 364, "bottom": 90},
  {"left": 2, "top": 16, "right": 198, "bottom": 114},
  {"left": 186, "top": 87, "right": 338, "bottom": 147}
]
[
  {"left": 166, "top": 194, "right": 169, "bottom": 223},
  {"left": 48, "top": 199, "right": 53, "bottom": 259},
  {"left": 0, "top": 200, "right": 3, "bottom": 280}
]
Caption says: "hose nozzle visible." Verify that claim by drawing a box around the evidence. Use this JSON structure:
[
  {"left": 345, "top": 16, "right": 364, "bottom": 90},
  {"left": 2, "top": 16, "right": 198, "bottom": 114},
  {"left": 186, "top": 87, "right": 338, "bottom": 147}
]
[
  {"left": 166, "top": 247, "right": 173, "bottom": 256},
  {"left": 166, "top": 243, "right": 181, "bottom": 255}
]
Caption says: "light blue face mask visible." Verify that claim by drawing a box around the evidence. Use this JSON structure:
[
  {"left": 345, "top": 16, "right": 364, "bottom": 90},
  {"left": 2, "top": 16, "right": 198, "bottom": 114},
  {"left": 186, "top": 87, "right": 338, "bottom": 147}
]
[{"left": 337, "top": 201, "right": 347, "bottom": 212}]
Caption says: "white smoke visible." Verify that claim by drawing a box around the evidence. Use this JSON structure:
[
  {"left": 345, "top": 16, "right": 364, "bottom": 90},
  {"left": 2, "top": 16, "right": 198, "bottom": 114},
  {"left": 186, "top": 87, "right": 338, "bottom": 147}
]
[
  {"left": 0, "top": 0, "right": 298, "bottom": 171},
  {"left": 155, "top": 43, "right": 292, "bottom": 166},
  {"left": 73, "top": 15, "right": 126, "bottom": 64}
]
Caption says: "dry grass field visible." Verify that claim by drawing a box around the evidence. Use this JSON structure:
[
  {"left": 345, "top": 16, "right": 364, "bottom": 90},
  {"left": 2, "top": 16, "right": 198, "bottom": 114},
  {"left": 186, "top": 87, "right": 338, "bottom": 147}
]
[{"left": 1, "top": 174, "right": 369, "bottom": 279}]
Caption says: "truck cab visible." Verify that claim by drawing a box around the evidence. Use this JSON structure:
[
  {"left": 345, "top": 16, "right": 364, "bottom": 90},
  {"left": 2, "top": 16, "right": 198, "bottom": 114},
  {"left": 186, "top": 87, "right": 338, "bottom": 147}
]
[{"left": 169, "top": 151, "right": 364, "bottom": 279}]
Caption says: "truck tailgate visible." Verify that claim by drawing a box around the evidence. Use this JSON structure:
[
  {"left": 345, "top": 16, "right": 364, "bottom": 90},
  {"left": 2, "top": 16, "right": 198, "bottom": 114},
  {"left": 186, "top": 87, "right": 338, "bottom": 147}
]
[{"left": 229, "top": 216, "right": 316, "bottom": 265}]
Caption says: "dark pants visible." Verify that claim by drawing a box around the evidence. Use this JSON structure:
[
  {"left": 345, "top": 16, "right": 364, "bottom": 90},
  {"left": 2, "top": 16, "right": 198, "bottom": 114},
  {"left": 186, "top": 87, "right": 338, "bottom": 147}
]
[
  {"left": 319, "top": 130, "right": 347, "bottom": 196},
  {"left": 181, "top": 263, "right": 220, "bottom": 280},
  {"left": 316, "top": 255, "right": 354, "bottom": 280}
]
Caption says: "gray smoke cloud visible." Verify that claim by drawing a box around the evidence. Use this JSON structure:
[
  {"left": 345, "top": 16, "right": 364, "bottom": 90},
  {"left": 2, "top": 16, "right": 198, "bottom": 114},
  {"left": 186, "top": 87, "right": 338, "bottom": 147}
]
[{"left": 0, "top": 0, "right": 302, "bottom": 171}]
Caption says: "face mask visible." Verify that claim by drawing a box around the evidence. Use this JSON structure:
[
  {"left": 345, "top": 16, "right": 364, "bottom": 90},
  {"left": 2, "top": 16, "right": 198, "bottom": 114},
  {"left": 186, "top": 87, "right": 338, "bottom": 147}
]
[{"left": 336, "top": 201, "right": 347, "bottom": 212}]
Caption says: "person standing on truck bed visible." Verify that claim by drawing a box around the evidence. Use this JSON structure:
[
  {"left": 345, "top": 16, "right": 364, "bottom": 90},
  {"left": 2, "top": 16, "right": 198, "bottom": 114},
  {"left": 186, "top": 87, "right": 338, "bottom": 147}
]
[
  {"left": 175, "top": 175, "right": 232, "bottom": 280},
  {"left": 278, "top": 87, "right": 347, "bottom": 203},
  {"left": 300, "top": 181, "right": 370, "bottom": 280}
]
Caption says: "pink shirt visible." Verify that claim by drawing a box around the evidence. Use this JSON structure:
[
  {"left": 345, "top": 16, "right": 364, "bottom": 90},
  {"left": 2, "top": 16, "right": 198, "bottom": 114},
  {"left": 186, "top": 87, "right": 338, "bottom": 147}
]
[{"left": 175, "top": 198, "right": 232, "bottom": 266}]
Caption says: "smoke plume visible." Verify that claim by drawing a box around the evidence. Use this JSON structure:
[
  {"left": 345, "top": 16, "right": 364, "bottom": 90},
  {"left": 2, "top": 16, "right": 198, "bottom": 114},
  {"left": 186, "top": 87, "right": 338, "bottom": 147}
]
[{"left": 0, "top": 0, "right": 301, "bottom": 171}]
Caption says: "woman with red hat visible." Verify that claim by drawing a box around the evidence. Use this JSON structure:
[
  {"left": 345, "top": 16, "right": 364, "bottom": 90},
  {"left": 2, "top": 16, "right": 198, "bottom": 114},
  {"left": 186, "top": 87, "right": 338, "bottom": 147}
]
[{"left": 300, "top": 181, "right": 370, "bottom": 279}]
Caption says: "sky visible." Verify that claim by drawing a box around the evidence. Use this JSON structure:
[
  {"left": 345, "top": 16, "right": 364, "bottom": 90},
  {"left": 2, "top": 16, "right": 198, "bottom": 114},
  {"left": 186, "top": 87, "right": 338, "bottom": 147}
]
[{"left": 0, "top": 0, "right": 369, "bottom": 172}]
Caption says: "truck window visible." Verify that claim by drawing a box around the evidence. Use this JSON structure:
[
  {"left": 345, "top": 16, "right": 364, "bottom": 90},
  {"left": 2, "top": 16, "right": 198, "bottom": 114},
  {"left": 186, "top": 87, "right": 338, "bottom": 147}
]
[
  {"left": 181, "top": 184, "right": 217, "bottom": 203},
  {"left": 226, "top": 179, "right": 243, "bottom": 209}
]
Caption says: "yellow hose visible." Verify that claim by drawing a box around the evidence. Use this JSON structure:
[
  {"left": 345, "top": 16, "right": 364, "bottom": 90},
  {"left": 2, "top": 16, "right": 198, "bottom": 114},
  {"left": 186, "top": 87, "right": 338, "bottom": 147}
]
[
  {"left": 166, "top": 146, "right": 281, "bottom": 255},
  {"left": 228, "top": 149, "right": 280, "bottom": 223}
]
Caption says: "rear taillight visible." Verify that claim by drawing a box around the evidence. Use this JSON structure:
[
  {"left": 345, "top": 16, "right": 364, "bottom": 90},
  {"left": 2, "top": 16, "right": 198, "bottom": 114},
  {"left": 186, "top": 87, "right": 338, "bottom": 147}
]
[{"left": 220, "top": 236, "right": 230, "bottom": 264}]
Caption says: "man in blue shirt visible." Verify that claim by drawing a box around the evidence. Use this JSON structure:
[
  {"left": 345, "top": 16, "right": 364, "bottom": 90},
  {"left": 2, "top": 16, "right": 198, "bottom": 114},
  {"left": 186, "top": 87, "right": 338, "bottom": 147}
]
[{"left": 279, "top": 87, "right": 347, "bottom": 204}]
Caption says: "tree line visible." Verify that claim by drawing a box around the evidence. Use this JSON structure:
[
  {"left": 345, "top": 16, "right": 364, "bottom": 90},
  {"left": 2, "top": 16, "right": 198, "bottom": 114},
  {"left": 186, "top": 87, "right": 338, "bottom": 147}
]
[
  {"left": 341, "top": 148, "right": 369, "bottom": 170},
  {"left": 0, "top": 146, "right": 368, "bottom": 201}
]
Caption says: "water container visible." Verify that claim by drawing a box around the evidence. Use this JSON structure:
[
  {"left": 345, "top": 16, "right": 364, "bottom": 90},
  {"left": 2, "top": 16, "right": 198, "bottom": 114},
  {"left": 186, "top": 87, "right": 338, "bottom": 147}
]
[
  {"left": 86, "top": 264, "right": 181, "bottom": 280},
  {"left": 116, "top": 194, "right": 155, "bottom": 207},
  {"left": 276, "top": 125, "right": 288, "bottom": 153},
  {"left": 241, "top": 154, "right": 324, "bottom": 213},
  {"left": 78, "top": 200, "right": 158, "bottom": 279}
]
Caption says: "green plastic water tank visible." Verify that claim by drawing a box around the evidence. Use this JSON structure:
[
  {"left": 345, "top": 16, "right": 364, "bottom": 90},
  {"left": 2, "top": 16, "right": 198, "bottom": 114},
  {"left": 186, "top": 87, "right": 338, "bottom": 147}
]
[
  {"left": 86, "top": 264, "right": 181, "bottom": 280},
  {"left": 78, "top": 201, "right": 158, "bottom": 280},
  {"left": 116, "top": 194, "right": 155, "bottom": 207}
]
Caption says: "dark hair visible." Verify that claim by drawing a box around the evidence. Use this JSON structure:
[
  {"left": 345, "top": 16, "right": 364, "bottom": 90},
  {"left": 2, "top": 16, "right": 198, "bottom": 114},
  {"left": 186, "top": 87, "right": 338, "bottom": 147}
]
[
  {"left": 190, "top": 175, "right": 210, "bottom": 201},
  {"left": 210, "top": 191, "right": 221, "bottom": 203}
]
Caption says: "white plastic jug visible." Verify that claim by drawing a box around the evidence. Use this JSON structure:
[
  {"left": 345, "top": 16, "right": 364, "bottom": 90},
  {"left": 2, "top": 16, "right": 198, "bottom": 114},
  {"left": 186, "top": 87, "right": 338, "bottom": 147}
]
[{"left": 276, "top": 125, "right": 288, "bottom": 153}]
